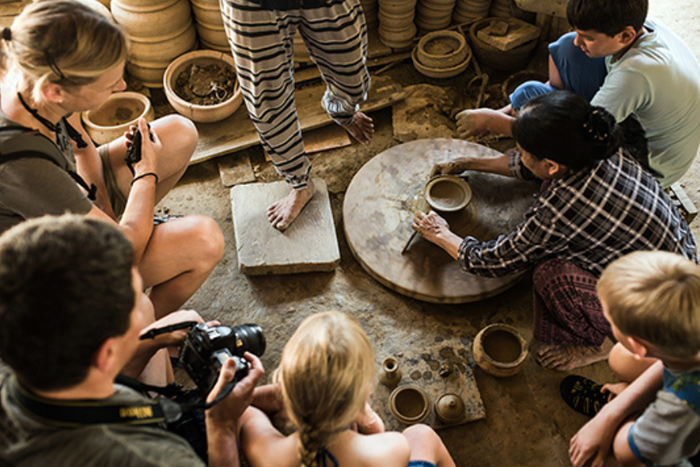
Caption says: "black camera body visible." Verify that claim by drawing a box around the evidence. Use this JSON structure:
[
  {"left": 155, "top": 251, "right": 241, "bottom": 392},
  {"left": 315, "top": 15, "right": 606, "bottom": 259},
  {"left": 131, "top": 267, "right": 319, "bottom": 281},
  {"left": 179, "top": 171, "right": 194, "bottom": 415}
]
[{"left": 179, "top": 323, "right": 265, "bottom": 395}]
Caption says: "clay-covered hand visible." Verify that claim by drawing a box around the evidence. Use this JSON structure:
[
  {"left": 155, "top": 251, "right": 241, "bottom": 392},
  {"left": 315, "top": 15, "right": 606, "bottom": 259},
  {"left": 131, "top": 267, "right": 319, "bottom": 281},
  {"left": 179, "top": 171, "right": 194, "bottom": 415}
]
[
  {"left": 207, "top": 352, "right": 265, "bottom": 427},
  {"left": 412, "top": 211, "right": 451, "bottom": 245},
  {"left": 455, "top": 108, "right": 498, "bottom": 139},
  {"left": 429, "top": 157, "right": 473, "bottom": 178}
]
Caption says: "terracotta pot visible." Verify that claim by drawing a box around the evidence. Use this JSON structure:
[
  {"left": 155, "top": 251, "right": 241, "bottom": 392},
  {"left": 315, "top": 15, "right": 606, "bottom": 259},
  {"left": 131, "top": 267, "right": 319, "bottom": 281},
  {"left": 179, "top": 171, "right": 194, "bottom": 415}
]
[
  {"left": 379, "top": 23, "right": 417, "bottom": 48},
  {"left": 469, "top": 17, "right": 538, "bottom": 71},
  {"left": 195, "top": 22, "right": 228, "bottom": 47},
  {"left": 472, "top": 323, "right": 528, "bottom": 377},
  {"left": 378, "top": 357, "right": 402, "bottom": 388},
  {"left": 191, "top": 0, "right": 224, "bottom": 26},
  {"left": 435, "top": 393, "right": 466, "bottom": 423},
  {"left": 378, "top": 9, "right": 415, "bottom": 29},
  {"left": 129, "top": 22, "right": 197, "bottom": 64},
  {"left": 163, "top": 49, "right": 243, "bottom": 123},
  {"left": 82, "top": 92, "right": 154, "bottom": 146},
  {"left": 389, "top": 385, "right": 431, "bottom": 425},
  {"left": 111, "top": 0, "right": 192, "bottom": 38},
  {"left": 424, "top": 175, "right": 473, "bottom": 211},
  {"left": 501, "top": 69, "right": 548, "bottom": 102},
  {"left": 412, "top": 45, "right": 471, "bottom": 78},
  {"left": 417, "top": 30, "right": 469, "bottom": 68},
  {"left": 377, "top": 0, "right": 417, "bottom": 15},
  {"left": 200, "top": 38, "right": 232, "bottom": 53}
]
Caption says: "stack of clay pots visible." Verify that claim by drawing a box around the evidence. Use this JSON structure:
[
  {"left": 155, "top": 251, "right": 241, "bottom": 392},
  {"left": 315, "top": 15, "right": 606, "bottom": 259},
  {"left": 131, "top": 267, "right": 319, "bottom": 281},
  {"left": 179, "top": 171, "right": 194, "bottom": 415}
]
[
  {"left": 453, "top": 0, "right": 491, "bottom": 24},
  {"left": 111, "top": 0, "right": 197, "bottom": 88},
  {"left": 377, "top": 0, "right": 417, "bottom": 49},
  {"left": 489, "top": 0, "right": 535, "bottom": 21},
  {"left": 190, "top": 0, "right": 230, "bottom": 52},
  {"left": 360, "top": 0, "right": 379, "bottom": 32},
  {"left": 416, "top": 0, "right": 456, "bottom": 32}
]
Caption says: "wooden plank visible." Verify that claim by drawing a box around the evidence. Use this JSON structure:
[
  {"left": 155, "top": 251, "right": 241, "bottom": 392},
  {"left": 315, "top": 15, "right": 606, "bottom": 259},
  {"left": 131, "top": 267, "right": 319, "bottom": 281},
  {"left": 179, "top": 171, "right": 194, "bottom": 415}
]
[
  {"left": 264, "top": 125, "right": 351, "bottom": 161},
  {"left": 230, "top": 178, "right": 340, "bottom": 275},
  {"left": 217, "top": 151, "right": 256, "bottom": 187},
  {"left": 190, "top": 74, "right": 405, "bottom": 165},
  {"left": 669, "top": 182, "right": 698, "bottom": 223}
]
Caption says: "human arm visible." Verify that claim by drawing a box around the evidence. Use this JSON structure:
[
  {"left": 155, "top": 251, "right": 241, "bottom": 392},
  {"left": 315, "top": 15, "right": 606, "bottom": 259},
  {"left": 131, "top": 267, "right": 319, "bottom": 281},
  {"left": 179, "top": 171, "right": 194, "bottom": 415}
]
[
  {"left": 430, "top": 153, "right": 512, "bottom": 178},
  {"left": 206, "top": 352, "right": 265, "bottom": 467},
  {"left": 455, "top": 108, "right": 514, "bottom": 139},
  {"left": 590, "top": 69, "right": 651, "bottom": 124},
  {"left": 412, "top": 211, "right": 462, "bottom": 260},
  {"left": 569, "top": 360, "right": 664, "bottom": 467},
  {"left": 548, "top": 55, "right": 564, "bottom": 90}
]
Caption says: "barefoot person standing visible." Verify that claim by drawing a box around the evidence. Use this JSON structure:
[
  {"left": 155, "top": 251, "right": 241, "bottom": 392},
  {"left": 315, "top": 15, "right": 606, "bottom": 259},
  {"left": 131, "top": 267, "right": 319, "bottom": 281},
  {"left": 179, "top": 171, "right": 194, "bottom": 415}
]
[
  {"left": 414, "top": 92, "right": 696, "bottom": 371},
  {"left": 220, "top": 0, "right": 374, "bottom": 230}
]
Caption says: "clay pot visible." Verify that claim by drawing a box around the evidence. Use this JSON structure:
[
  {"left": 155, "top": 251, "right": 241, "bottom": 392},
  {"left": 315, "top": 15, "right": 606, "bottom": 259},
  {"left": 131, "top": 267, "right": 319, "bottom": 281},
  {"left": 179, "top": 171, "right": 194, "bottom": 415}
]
[
  {"left": 196, "top": 23, "right": 229, "bottom": 48},
  {"left": 416, "top": 30, "right": 469, "bottom": 68},
  {"left": 128, "top": 22, "right": 197, "bottom": 64},
  {"left": 435, "top": 393, "right": 466, "bottom": 423},
  {"left": 378, "top": 24, "right": 417, "bottom": 49},
  {"left": 377, "top": 0, "right": 417, "bottom": 15},
  {"left": 74, "top": 0, "right": 113, "bottom": 19},
  {"left": 425, "top": 175, "right": 473, "bottom": 211},
  {"left": 501, "top": 70, "right": 548, "bottom": 102},
  {"left": 82, "top": 92, "right": 154, "bottom": 146},
  {"left": 378, "top": 9, "right": 415, "bottom": 29},
  {"left": 469, "top": 17, "right": 539, "bottom": 71},
  {"left": 378, "top": 356, "right": 402, "bottom": 388},
  {"left": 191, "top": 0, "right": 225, "bottom": 26},
  {"left": 163, "top": 49, "right": 243, "bottom": 123},
  {"left": 473, "top": 323, "right": 528, "bottom": 377},
  {"left": 389, "top": 385, "right": 431, "bottom": 425},
  {"left": 111, "top": 0, "right": 192, "bottom": 38}
]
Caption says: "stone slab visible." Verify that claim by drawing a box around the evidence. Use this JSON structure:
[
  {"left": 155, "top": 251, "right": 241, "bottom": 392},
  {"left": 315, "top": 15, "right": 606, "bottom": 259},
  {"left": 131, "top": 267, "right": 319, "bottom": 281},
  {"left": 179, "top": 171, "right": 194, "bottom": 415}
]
[
  {"left": 372, "top": 338, "right": 485, "bottom": 431},
  {"left": 218, "top": 152, "right": 256, "bottom": 187},
  {"left": 477, "top": 19, "right": 541, "bottom": 52},
  {"left": 230, "top": 178, "right": 340, "bottom": 275}
]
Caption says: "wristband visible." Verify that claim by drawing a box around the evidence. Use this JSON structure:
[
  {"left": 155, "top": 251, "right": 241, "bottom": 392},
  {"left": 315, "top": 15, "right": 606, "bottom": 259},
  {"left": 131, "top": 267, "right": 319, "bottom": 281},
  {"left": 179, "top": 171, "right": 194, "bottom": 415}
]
[{"left": 131, "top": 172, "right": 159, "bottom": 186}]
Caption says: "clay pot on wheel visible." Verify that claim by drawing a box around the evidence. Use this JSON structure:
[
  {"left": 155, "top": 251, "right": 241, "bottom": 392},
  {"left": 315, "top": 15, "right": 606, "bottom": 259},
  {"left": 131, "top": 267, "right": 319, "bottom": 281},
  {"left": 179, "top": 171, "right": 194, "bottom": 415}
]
[
  {"left": 424, "top": 175, "right": 473, "bottom": 212},
  {"left": 473, "top": 323, "right": 528, "bottom": 377},
  {"left": 389, "top": 385, "right": 431, "bottom": 425}
]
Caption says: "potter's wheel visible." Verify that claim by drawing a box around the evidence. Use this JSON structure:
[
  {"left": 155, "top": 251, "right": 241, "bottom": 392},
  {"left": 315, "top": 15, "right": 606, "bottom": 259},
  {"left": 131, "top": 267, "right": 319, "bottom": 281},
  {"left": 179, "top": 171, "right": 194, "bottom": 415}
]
[{"left": 343, "top": 138, "right": 538, "bottom": 304}]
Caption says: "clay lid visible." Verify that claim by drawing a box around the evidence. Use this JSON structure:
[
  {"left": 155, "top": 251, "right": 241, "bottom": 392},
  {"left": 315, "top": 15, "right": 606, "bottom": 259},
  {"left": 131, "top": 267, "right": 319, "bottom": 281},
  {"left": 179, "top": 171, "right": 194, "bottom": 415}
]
[{"left": 435, "top": 393, "right": 465, "bottom": 423}]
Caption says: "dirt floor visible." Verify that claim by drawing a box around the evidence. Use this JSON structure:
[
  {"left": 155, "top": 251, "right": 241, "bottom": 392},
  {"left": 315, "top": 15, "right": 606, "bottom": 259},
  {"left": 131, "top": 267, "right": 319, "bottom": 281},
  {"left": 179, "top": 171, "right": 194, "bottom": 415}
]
[{"left": 157, "top": 1, "right": 700, "bottom": 466}]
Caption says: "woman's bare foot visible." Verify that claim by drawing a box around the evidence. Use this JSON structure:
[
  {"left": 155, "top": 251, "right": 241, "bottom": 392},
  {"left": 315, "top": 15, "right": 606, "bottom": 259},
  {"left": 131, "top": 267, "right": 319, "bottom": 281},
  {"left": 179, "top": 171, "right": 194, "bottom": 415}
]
[
  {"left": 536, "top": 337, "right": 614, "bottom": 371},
  {"left": 343, "top": 112, "right": 374, "bottom": 144},
  {"left": 267, "top": 180, "right": 316, "bottom": 231}
]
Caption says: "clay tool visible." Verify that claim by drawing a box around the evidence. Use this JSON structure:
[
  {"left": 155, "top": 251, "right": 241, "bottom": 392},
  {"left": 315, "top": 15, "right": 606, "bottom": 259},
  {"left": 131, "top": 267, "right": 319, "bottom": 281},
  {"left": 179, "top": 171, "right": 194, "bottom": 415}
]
[{"left": 401, "top": 230, "right": 419, "bottom": 255}]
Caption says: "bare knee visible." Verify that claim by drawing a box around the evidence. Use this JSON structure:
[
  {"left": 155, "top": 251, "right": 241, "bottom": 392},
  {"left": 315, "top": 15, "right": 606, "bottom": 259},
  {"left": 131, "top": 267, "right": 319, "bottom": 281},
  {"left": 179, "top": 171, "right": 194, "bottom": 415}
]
[
  {"left": 187, "top": 215, "right": 224, "bottom": 267},
  {"left": 156, "top": 114, "right": 198, "bottom": 161},
  {"left": 403, "top": 424, "right": 444, "bottom": 462},
  {"left": 608, "top": 343, "right": 655, "bottom": 383}
]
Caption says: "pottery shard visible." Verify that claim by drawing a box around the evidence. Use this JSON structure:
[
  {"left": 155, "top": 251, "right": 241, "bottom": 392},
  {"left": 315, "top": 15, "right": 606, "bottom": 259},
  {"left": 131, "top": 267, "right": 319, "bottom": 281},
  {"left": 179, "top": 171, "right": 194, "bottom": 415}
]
[{"left": 477, "top": 19, "right": 540, "bottom": 52}]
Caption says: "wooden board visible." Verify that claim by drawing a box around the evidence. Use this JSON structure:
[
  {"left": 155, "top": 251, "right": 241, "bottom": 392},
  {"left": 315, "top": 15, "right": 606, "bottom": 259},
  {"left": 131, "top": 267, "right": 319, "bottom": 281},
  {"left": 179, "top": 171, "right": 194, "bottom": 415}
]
[
  {"left": 217, "top": 152, "right": 256, "bottom": 187},
  {"left": 230, "top": 178, "right": 340, "bottom": 275},
  {"left": 343, "top": 139, "right": 538, "bottom": 304},
  {"left": 191, "top": 74, "right": 405, "bottom": 165}
]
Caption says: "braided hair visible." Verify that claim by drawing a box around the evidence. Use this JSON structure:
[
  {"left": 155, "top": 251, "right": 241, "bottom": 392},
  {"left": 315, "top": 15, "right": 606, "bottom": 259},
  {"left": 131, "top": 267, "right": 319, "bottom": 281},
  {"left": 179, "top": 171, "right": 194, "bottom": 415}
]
[{"left": 276, "top": 312, "right": 376, "bottom": 467}]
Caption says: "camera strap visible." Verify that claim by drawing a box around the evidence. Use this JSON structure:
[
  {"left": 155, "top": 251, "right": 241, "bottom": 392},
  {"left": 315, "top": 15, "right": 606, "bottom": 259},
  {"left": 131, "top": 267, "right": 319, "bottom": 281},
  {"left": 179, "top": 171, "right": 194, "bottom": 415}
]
[{"left": 7, "top": 377, "right": 185, "bottom": 428}]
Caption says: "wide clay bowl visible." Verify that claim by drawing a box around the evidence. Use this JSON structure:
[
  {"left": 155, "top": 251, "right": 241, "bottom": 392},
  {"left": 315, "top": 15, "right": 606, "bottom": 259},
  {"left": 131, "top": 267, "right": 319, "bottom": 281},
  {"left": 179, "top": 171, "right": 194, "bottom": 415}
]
[
  {"left": 82, "top": 91, "right": 154, "bottom": 146},
  {"left": 473, "top": 323, "right": 528, "bottom": 377},
  {"left": 425, "top": 175, "right": 473, "bottom": 212}
]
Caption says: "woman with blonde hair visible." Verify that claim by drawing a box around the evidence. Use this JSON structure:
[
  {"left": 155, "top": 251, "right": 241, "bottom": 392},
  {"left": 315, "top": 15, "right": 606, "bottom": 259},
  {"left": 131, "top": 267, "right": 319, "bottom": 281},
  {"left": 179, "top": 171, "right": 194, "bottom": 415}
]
[
  {"left": 239, "top": 311, "right": 455, "bottom": 467},
  {"left": 0, "top": 0, "right": 223, "bottom": 321}
]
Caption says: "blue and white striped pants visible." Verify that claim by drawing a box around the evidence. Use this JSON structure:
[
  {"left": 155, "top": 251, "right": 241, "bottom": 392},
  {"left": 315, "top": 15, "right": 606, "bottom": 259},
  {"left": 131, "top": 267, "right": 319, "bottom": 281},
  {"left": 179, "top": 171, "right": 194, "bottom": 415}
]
[{"left": 220, "top": 0, "right": 371, "bottom": 189}]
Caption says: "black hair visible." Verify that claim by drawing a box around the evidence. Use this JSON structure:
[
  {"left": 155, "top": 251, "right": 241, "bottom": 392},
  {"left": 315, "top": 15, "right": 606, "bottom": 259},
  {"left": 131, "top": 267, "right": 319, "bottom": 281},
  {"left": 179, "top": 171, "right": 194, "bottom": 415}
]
[
  {"left": 567, "top": 0, "right": 648, "bottom": 36},
  {"left": 0, "top": 215, "right": 135, "bottom": 391},
  {"left": 512, "top": 91, "right": 625, "bottom": 171}
]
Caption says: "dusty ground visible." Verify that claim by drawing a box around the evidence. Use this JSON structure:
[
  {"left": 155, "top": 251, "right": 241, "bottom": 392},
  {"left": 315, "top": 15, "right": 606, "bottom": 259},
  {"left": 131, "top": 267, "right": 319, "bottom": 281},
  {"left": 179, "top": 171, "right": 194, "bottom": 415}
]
[{"left": 159, "top": 1, "right": 700, "bottom": 466}]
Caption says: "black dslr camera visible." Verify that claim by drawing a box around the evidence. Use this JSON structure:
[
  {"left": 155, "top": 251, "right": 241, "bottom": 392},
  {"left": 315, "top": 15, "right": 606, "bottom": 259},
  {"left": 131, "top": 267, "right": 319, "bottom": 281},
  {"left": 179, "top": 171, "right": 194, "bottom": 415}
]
[{"left": 179, "top": 323, "right": 265, "bottom": 395}]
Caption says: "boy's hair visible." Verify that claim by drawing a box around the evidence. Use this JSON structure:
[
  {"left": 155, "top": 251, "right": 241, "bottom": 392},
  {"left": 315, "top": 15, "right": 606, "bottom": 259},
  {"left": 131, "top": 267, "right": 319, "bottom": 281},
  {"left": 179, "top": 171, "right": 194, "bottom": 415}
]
[
  {"left": 0, "top": 215, "right": 135, "bottom": 391},
  {"left": 598, "top": 251, "right": 700, "bottom": 359},
  {"left": 277, "top": 311, "right": 375, "bottom": 467},
  {"left": 567, "top": 0, "right": 648, "bottom": 36}
]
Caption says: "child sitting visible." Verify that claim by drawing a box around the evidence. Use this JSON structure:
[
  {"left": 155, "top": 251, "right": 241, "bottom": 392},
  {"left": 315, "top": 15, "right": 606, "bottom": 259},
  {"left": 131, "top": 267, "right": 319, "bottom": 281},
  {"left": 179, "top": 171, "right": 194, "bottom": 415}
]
[
  {"left": 567, "top": 251, "right": 700, "bottom": 466},
  {"left": 238, "top": 311, "right": 456, "bottom": 467}
]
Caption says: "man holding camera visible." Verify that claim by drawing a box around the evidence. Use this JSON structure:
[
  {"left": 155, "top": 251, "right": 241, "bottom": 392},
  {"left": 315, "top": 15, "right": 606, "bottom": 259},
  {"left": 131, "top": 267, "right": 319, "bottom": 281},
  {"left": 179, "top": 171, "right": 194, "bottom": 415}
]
[{"left": 0, "top": 214, "right": 263, "bottom": 466}]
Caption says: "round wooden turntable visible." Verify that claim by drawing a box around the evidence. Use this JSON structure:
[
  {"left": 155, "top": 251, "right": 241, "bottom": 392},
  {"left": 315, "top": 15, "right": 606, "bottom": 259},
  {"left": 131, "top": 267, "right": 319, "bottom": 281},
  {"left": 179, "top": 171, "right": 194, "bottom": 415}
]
[{"left": 343, "top": 138, "right": 538, "bottom": 304}]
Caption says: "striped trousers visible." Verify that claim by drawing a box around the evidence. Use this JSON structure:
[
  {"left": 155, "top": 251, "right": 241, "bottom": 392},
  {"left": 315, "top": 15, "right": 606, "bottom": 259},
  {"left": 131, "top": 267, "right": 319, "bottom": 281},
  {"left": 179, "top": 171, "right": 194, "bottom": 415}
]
[{"left": 220, "top": 0, "right": 371, "bottom": 189}]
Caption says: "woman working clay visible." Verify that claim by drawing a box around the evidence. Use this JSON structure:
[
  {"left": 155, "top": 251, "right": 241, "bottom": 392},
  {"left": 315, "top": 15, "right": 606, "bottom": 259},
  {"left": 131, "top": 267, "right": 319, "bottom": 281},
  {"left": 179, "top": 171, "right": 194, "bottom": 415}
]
[
  {"left": 0, "top": 0, "right": 223, "bottom": 319},
  {"left": 238, "top": 311, "right": 455, "bottom": 467},
  {"left": 413, "top": 91, "right": 696, "bottom": 372}
]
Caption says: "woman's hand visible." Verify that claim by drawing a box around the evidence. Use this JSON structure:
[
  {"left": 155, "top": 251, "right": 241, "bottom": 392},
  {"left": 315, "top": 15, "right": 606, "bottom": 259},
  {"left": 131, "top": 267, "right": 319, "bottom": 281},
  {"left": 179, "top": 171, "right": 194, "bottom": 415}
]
[
  {"left": 125, "top": 118, "right": 161, "bottom": 175},
  {"left": 430, "top": 157, "right": 474, "bottom": 178},
  {"left": 412, "top": 211, "right": 452, "bottom": 245}
]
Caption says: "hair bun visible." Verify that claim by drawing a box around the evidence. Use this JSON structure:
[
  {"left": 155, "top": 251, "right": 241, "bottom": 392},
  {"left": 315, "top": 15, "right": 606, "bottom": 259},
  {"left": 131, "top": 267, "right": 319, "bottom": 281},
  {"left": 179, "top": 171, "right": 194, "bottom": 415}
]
[{"left": 582, "top": 107, "right": 615, "bottom": 145}]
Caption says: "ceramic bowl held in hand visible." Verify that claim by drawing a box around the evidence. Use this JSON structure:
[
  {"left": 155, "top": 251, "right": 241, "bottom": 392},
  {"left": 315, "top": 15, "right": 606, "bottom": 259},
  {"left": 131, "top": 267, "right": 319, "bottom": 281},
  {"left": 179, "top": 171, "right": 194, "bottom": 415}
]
[{"left": 82, "top": 91, "right": 154, "bottom": 146}]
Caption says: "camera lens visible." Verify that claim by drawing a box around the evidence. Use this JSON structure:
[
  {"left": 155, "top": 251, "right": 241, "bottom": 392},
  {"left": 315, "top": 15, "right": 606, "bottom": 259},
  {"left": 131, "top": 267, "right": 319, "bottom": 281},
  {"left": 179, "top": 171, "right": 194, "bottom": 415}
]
[{"left": 232, "top": 324, "right": 266, "bottom": 357}]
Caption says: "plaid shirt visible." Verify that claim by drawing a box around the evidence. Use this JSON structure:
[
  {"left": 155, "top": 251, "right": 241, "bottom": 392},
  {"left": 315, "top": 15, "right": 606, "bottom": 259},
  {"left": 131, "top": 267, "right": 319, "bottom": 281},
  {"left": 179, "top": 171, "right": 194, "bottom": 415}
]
[{"left": 457, "top": 149, "right": 697, "bottom": 277}]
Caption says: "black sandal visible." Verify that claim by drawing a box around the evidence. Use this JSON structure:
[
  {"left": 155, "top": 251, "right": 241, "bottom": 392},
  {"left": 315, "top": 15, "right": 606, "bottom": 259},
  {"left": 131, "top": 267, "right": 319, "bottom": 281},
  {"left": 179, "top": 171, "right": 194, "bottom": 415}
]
[{"left": 560, "top": 375, "right": 610, "bottom": 417}]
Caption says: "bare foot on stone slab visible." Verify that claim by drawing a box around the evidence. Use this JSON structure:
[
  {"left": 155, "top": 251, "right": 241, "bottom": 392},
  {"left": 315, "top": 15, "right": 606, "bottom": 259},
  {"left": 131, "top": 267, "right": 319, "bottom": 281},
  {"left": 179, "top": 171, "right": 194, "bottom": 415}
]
[
  {"left": 343, "top": 112, "right": 374, "bottom": 144},
  {"left": 536, "top": 337, "right": 614, "bottom": 371},
  {"left": 267, "top": 180, "right": 316, "bottom": 231}
]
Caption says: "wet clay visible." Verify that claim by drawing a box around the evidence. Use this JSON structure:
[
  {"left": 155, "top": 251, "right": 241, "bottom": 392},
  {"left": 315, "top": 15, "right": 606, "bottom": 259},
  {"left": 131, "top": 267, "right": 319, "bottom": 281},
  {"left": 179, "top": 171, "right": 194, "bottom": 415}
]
[
  {"left": 482, "top": 329, "right": 522, "bottom": 363},
  {"left": 174, "top": 63, "right": 237, "bottom": 105},
  {"left": 429, "top": 180, "right": 466, "bottom": 209}
]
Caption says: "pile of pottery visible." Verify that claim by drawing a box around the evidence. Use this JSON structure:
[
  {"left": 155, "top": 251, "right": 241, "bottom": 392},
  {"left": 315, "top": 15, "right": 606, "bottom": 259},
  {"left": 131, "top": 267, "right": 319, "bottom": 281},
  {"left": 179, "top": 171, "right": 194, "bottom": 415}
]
[
  {"left": 377, "top": 0, "right": 417, "bottom": 49},
  {"left": 415, "top": 0, "right": 456, "bottom": 32},
  {"left": 111, "top": 0, "right": 197, "bottom": 88},
  {"left": 453, "top": 0, "right": 491, "bottom": 24},
  {"left": 489, "top": 0, "right": 535, "bottom": 21},
  {"left": 412, "top": 30, "right": 472, "bottom": 78},
  {"left": 360, "top": 0, "right": 379, "bottom": 31},
  {"left": 190, "top": 0, "right": 229, "bottom": 52}
]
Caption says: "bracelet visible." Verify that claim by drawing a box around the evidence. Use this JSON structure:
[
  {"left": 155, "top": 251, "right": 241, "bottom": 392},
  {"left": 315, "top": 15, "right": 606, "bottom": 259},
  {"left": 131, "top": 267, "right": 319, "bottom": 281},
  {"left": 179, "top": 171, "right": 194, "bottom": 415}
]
[{"left": 131, "top": 172, "right": 159, "bottom": 186}]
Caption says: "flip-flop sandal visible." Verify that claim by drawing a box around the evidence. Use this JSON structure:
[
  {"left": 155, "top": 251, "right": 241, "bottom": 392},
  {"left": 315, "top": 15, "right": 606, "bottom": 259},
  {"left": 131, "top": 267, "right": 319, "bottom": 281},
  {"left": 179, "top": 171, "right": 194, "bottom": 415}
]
[{"left": 560, "top": 375, "right": 610, "bottom": 417}]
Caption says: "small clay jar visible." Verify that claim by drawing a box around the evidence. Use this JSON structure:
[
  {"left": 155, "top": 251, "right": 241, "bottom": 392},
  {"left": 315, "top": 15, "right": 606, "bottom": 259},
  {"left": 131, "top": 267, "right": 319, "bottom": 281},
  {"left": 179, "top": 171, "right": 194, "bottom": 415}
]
[
  {"left": 389, "top": 385, "right": 431, "bottom": 425},
  {"left": 425, "top": 175, "right": 473, "bottom": 212},
  {"left": 473, "top": 323, "right": 528, "bottom": 377},
  {"left": 435, "top": 393, "right": 465, "bottom": 423},
  {"left": 378, "top": 356, "right": 402, "bottom": 388}
]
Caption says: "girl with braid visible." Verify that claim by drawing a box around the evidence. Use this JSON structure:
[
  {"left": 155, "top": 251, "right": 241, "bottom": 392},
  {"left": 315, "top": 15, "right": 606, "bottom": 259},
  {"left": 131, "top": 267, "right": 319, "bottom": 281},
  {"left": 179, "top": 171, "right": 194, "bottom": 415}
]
[{"left": 238, "top": 311, "right": 455, "bottom": 467}]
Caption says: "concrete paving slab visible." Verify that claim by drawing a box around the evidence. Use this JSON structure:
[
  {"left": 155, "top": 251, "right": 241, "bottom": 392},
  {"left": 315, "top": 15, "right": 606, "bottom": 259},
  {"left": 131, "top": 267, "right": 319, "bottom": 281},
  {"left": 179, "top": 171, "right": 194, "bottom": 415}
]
[
  {"left": 230, "top": 178, "right": 340, "bottom": 275},
  {"left": 218, "top": 152, "right": 256, "bottom": 187}
]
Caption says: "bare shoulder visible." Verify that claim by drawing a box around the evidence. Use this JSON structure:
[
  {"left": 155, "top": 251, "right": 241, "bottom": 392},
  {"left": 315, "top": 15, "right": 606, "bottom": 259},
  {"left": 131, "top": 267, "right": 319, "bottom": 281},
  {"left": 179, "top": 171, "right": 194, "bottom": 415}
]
[{"left": 352, "top": 431, "right": 411, "bottom": 467}]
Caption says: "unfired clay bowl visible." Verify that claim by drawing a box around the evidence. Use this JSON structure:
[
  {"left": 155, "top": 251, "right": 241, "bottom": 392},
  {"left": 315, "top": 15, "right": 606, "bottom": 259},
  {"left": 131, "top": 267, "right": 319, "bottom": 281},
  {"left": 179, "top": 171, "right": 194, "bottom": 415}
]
[
  {"left": 82, "top": 91, "right": 154, "bottom": 146},
  {"left": 473, "top": 323, "right": 528, "bottom": 377},
  {"left": 389, "top": 385, "right": 431, "bottom": 425},
  {"left": 425, "top": 175, "right": 473, "bottom": 212}
]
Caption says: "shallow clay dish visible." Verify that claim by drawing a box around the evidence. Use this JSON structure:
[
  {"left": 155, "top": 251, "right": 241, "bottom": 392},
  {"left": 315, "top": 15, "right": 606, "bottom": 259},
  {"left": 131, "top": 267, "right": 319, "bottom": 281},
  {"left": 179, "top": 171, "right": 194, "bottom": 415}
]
[
  {"left": 163, "top": 50, "right": 243, "bottom": 123},
  {"left": 389, "top": 385, "right": 431, "bottom": 425},
  {"left": 82, "top": 91, "right": 154, "bottom": 146},
  {"left": 472, "top": 323, "right": 528, "bottom": 377},
  {"left": 412, "top": 45, "right": 471, "bottom": 79},
  {"left": 425, "top": 175, "right": 473, "bottom": 212},
  {"left": 417, "top": 30, "right": 469, "bottom": 68}
]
